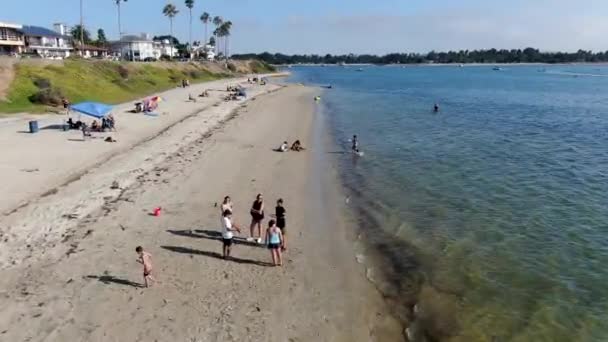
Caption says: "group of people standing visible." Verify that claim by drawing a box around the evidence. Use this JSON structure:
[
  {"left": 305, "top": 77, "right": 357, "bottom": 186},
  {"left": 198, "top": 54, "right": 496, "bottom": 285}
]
[{"left": 220, "top": 193, "right": 288, "bottom": 266}]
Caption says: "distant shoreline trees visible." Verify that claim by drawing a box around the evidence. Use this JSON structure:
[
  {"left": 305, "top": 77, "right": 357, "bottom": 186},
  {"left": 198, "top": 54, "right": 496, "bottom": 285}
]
[{"left": 232, "top": 48, "right": 608, "bottom": 65}]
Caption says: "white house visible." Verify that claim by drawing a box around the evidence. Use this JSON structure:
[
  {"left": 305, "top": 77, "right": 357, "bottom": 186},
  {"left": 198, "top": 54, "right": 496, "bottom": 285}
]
[
  {"left": 111, "top": 34, "right": 157, "bottom": 61},
  {"left": 0, "top": 22, "right": 24, "bottom": 55},
  {"left": 22, "top": 24, "right": 72, "bottom": 58},
  {"left": 153, "top": 39, "right": 178, "bottom": 58},
  {"left": 192, "top": 43, "right": 215, "bottom": 61},
  {"left": 111, "top": 34, "right": 177, "bottom": 61}
]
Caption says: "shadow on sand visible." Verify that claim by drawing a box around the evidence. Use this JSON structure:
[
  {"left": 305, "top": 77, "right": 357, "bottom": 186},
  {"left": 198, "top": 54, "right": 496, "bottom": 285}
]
[
  {"left": 86, "top": 275, "right": 142, "bottom": 288},
  {"left": 161, "top": 245, "right": 272, "bottom": 267},
  {"left": 166, "top": 229, "right": 262, "bottom": 248}
]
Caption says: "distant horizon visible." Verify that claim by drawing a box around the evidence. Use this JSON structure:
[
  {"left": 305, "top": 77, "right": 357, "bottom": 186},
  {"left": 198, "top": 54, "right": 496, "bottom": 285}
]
[{"left": 4, "top": 0, "right": 608, "bottom": 54}]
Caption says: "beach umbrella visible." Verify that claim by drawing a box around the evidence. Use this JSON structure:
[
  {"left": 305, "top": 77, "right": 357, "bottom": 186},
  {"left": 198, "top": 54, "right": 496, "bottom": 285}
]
[{"left": 70, "top": 102, "right": 114, "bottom": 119}]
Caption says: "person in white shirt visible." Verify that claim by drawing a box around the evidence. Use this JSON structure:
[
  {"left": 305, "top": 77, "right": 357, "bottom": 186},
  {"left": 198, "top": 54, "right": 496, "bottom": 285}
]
[
  {"left": 279, "top": 141, "right": 288, "bottom": 152},
  {"left": 222, "top": 210, "right": 241, "bottom": 259}
]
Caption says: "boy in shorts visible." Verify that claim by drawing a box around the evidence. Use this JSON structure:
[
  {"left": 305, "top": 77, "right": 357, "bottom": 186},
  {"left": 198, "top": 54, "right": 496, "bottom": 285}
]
[
  {"left": 222, "top": 209, "right": 241, "bottom": 259},
  {"left": 275, "top": 199, "right": 287, "bottom": 251}
]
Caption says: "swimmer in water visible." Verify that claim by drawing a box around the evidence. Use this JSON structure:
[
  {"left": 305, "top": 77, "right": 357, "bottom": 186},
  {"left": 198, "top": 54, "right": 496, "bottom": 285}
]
[
  {"left": 352, "top": 135, "right": 359, "bottom": 153},
  {"left": 434, "top": 103, "right": 439, "bottom": 112}
]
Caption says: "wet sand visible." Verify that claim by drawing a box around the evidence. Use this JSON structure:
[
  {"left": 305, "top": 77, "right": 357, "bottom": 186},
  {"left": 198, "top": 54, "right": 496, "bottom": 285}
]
[{"left": 0, "top": 85, "right": 403, "bottom": 341}]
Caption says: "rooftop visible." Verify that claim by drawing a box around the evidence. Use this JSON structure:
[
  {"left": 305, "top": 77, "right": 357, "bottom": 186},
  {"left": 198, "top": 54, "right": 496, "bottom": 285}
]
[
  {"left": 21, "top": 25, "right": 67, "bottom": 38},
  {"left": 0, "top": 22, "right": 22, "bottom": 29}
]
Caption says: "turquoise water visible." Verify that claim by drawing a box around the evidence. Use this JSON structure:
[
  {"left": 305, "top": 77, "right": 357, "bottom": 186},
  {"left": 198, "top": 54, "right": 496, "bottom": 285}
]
[{"left": 288, "top": 65, "right": 608, "bottom": 341}]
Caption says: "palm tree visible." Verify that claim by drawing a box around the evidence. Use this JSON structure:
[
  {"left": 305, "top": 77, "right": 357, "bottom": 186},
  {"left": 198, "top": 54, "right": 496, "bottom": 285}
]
[
  {"left": 114, "top": 0, "right": 128, "bottom": 60},
  {"left": 184, "top": 0, "right": 194, "bottom": 58},
  {"left": 200, "top": 12, "right": 210, "bottom": 47},
  {"left": 162, "top": 3, "right": 179, "bottom": 58},
  {"left": 219, "top": 21, "right": 232, "bottom": 60},
  {"left": 212, "top": 16, "right": 223, "bottom": 55}
]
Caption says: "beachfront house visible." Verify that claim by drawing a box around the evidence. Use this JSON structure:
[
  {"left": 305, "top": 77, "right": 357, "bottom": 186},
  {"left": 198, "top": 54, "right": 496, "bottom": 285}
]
[
  {"left": 153, "top": 38, "right": 178, "bottom": 59},
  {"left": 73, "top": 43, "right": 108, "bottom": 59},
  {"left": 110, "top": 33, "right": 178, "bottom": 61},
  {"left": 0, "top": 22, "right": 24, "bottom": 55},
  {"left": 111, "top": 34, "right": 158, "bottom": 61},
  {"left": 22, "top": 24, "right": 72, "bottom": 59},
  {"left": 192, "top": 43, "right": 215, "bottom": 61}
]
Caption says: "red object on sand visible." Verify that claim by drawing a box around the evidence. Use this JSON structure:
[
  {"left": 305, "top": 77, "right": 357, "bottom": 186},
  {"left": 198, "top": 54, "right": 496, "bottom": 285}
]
[{"left": 153, "top": 207, "right": 162, "bottom": 216}]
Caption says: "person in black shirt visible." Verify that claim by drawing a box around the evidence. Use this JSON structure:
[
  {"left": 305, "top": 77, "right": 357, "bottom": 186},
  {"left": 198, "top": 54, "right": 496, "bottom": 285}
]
[{"left": 275, "top": 198, "right": 287, "bottom": 251}]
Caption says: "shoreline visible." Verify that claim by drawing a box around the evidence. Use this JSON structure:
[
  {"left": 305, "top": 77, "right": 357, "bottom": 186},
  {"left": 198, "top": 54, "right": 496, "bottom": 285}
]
[{"left": 0, "top": 84, "right": 403, "bottom": 341}]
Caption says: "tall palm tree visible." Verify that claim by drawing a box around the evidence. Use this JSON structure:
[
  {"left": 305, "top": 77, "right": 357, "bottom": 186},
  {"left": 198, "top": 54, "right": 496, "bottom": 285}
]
[
  {"left": 162, "top": 3, "right": 179, "bottom": 58},
  {"left": 200, "top": 12, "right": 210, "bottom": 46},
  {"left": 114, "top": 0, "right": 128, "bottom": 60},
  {"left": 219, "top": 21, "right": 232, "bottom": 60},
  {"left": 212, "top": 16, "right": 223, "bottom": 55},
  {"left": 184, "top": 0, "right": 194, "bottom": 58}
]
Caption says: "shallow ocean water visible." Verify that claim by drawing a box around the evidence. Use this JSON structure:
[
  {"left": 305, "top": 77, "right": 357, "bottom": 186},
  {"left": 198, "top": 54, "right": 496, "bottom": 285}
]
[{"left": 288, "top": 65, "right": 608, "bottom": 341}]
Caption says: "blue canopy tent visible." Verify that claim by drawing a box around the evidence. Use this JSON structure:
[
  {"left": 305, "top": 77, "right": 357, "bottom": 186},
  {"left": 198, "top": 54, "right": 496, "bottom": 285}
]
[{"left": 70, "top": 102, "right": 113, "bottom": 119}]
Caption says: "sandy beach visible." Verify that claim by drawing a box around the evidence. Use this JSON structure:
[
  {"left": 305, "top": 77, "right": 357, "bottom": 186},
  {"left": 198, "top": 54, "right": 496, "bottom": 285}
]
[{"left": 0, "top": 82, "right": 403, "bottom": 341}]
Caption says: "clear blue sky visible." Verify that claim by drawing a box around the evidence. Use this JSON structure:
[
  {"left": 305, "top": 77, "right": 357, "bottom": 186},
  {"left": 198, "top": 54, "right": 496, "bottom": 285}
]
[{"left": 3, "top": 0, "right": 607, "bottom": 54}]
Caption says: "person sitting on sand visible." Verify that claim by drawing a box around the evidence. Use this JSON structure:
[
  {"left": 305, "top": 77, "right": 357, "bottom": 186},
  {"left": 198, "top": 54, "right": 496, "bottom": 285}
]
[
  {"left": 188, "top": 94, "right": 197, "bottom": 102},
  {"left": 91, "top": 120, "right": 99, "bottom": 131},
  {"left": 278, "top": 141, "right": 288, "bottom": 152},
  {"left": 265, "top": 220, "right": 283, "bottom": 266},
  {"left": 222, "top": 209, "right": 242, "bottom": 259},
  {"left": 249, "top": 194, "right": 265, "bottom": 244},
  {"left": 107, "top": 114, "right": 116, "bottom": 131},
  {"left": 199, "top": 90, "right": 209, "bottom": 97},
  {"left": 135, "top": 246, "right": 156, "bottom": 288},
  {"left": 290, "top": 140, "right": 305, "bottom": 151}
]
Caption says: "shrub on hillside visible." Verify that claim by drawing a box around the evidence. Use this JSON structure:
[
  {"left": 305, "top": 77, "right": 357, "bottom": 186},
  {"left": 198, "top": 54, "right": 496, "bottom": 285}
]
[
  {"left": 33, "top": 77, "right": 52, "bottom": 89},
  {"left": 227, "top": 63, "right": 237, "bottom": 72},
  {"left": 117, "top": 65, "right": 130, "bottom": 79},
  {"left": 28, "top": 87, "right": 64, "bottom": 106}
]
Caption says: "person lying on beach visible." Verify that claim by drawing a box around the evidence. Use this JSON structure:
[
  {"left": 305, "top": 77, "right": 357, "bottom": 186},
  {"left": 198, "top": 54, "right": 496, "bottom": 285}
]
[
  {"left": 290, "top": 140, "right": 305, "bottom": 151},
  {"left": 249, "top": 193, "right": 265, "bottom": 244},
  {"left": 266, "top": 219, "right": 283, "bottom": 266},
  {"left": 222, "top": 209, "right": 242, "bottom": 259},
  {"left": 135, "top": 246, "right": 156, "bottom": 288},
  {"left": 275, "top": 199, "right": 287, "bottom": 251},
  {"left": 276, "top": 141, "right": 288, "bottom": 152}
]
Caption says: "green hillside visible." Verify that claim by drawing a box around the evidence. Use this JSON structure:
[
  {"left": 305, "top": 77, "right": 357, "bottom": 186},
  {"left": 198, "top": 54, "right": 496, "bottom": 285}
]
[{"left": 0, "top": 59, "right": 235, "bottom": 113}]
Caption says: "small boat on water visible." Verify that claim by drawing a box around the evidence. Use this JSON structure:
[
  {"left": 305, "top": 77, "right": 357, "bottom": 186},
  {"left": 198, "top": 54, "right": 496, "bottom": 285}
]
[
  {"left": 356, "top": 68, "right": 364, "bottom": 72},
  {"left": 493, "top": 66, "right": 502, "bottom": 71},
  {"left": 459, "top": 64, "right": 464, "bottom": 68}
]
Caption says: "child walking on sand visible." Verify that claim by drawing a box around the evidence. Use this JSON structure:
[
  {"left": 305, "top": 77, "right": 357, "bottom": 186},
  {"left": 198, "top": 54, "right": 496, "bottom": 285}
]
[
  {"left": 135, "top": 246, "right": 156, "bottom": 288},
  {"left": 265, "top": 219, "right": 283, "bottom": 266},
  {"left": 222, "top": 209, "right": 241, "bottom": 259}
]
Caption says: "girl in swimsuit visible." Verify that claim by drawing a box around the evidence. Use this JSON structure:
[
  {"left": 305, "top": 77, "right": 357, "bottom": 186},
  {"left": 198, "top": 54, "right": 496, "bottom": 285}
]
[
  {"left": 265, "top": 219, "right": 283, "bottom": 266},
  {"left": 249, "top": 193, "right": 265, "bottom": 243},
  {"left": 221, "top": 195, "right": 233, "bottom": 216}
]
